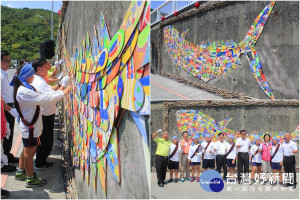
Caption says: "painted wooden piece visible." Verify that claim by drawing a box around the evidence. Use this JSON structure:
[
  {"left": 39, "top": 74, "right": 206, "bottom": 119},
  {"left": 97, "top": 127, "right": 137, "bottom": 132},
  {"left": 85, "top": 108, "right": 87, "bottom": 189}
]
[{"left": 107, "top": 29, "right": 125, "bottom": 65}]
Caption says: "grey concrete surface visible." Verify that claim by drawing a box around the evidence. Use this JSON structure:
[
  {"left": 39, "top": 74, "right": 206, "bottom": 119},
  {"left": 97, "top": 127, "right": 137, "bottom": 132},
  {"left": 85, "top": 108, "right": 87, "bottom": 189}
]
[
  {"left": 151, "top": 74, "right": 224, "bottom": 100},
  {"left": 150, "top": 101, "right": 299, "bottom": 169},
  {"left": 151, "top": 1, "right": 299, "bottom": 99},
  {"left": 62, "top": 1, "right": 150, "bottom": 198},
  {"left": 150, "top": 172, "right": 300, "bottom": 199}
]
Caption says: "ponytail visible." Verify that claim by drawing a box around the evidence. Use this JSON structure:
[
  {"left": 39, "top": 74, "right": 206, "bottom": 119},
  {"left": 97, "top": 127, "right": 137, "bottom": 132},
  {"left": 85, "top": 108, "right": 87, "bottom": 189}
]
[{"left": 13, "top": 64, "right": 24, "bottom": 106}]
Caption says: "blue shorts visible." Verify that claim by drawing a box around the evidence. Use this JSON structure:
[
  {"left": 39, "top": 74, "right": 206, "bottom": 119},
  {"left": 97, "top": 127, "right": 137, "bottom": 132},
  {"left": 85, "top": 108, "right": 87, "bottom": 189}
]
[
  {"left": 202, "top": 159, "right": 215, "bottom": 169},
  {"left": 190, "top": 162, "right": 201, "bottom": 166},
  {"left": 271, "top": 162, "right": 282, "bottom": 170},
  {"left": 252, "top": 162, "right": 262, "bottom": 166},
  {"left": 226, "top": 159, "right": 236, "bottom": 168},
  {"left": 22, "top": 138, "right": 38, "bottom": 147}
]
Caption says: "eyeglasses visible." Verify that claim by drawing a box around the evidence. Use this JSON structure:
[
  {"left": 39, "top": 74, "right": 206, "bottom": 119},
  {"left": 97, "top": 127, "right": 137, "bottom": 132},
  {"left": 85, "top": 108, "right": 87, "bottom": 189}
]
[{"left": 2, "top": 60, "right": 11, "bottom": 63}]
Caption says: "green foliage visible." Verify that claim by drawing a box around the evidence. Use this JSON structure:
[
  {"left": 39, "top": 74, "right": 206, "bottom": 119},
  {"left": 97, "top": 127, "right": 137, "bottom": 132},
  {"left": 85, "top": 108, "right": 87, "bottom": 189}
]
[{"left": 1, "top": 6, "right": 59, "bottom": 62}]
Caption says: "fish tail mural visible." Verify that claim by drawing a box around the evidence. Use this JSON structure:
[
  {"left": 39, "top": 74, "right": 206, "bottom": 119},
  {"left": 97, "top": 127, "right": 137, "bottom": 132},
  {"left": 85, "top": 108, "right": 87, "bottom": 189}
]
[{"left": 164, "top": 1, "right": 276, "bottom": 99}]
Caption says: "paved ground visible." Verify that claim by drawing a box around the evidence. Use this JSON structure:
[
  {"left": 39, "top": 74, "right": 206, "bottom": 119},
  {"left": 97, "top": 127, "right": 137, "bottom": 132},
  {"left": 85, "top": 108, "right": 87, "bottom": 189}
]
[
  {"left": 151, "top": 74, "right": 224, "bottom": 100},
  {"left": 151, "top": 172, "right": 299, "bottom": 199},
  {"left": 1, "top": 69, "right": 66, "bottom": 199}
]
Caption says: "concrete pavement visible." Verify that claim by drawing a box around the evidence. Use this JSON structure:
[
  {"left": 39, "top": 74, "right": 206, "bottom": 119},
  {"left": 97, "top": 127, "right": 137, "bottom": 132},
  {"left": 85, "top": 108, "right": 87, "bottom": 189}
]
[
  {"left": 151, "top": 172, "right": 299, "bottom": 199},
  {"left": 1, "top": 69, "right": 66, "bottom": 199},
  {"left": 151, "top": 74, "right": 224, "bottom": 100}
]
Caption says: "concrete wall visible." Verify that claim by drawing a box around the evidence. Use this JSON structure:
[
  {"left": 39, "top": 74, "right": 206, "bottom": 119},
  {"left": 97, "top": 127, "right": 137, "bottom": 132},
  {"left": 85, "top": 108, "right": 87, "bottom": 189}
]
[
  {"left": 151, "top": 1, "right": 299, "bottom": 99},
  {"left": 62, "top": 1, "right": 149, "bottom": 198},
  {"left": 150, "top": 101, "right": 299, "bottom": 169}
]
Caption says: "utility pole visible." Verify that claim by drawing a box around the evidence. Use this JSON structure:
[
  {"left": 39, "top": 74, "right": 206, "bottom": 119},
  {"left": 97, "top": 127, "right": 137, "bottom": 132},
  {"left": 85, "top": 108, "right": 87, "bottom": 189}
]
[{"left": 51, "top": 0, "right": 54, "bottom": 40}]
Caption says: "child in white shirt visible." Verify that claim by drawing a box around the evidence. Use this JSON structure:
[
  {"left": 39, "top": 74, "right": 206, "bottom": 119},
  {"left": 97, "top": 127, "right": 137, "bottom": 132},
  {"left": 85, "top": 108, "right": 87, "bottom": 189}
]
[
  {"left": 168, "top": 136, "right": 182, "bottom": 183},
  {"left": 188, "top": 136, "right": 203, "bottom": 182},
  {"left": 270, "top": 137, "right": 283, "bottom": 185},
  {"left": 225, "top": 135, "right": 237, "bottom": 178},
  {"left": 249, "top": 136, "right": 262, "bottom": 185}
]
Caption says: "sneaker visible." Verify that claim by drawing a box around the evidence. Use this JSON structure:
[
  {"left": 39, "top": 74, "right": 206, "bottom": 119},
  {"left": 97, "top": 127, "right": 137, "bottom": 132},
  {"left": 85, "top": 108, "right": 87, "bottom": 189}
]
[
  {"left": 1, "top": 165, "right": 16, "bottom": 173},
  {"left": 197, "top": 177, "right": 200, "bottom": 182},
  {"left": 174, "top": 178, "right": 178, "bottom": 183},
  {"left": 1, "top": 189, "right": 9, "bottom": 198},
  {"left": 169, "top": 178, "right": 174, "bottom": 183},
  {"left": 180, "top": 178, "right": 185, "bottom": 182},
  {"left": 15, "top": 171, "right": 27, "bottom": 181},
  {"left": 249, "top": 179, "right": 255, "bottom": 185},
  {"left": 185, "top": 177, "right": 191, "bottom": 181},
  {"left": 25, "top": 175, "right": 47, "bottom": 188},
  {"left": 34, "top": 162, "right": 54, "bottom": 170},
  {"left": 190, "top": 177, "right": 195, "bottom": 182}
]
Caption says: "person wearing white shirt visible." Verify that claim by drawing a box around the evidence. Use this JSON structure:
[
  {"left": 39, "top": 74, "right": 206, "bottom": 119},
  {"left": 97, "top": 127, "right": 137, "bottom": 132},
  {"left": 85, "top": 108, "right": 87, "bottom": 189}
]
[
  {"left": 188, "top": 136, "right": 203, "bottom": 182},
  {"left": 249, "top": 136, "right": 262, "bottom": 185},
  {"left": 31, "top": 58, "right": 70, "bottom": 169},
  {"left": 1, "top": 50, "right": 20, "bottom": 163},
  {"left": 281, "top": 133, "right": 298, "bottom": 189},
  {"left": 201, "top": 134, "right": 215, "bottom": 171},
  {"left": 214, "top": 133, "right": 228, "bottom": 180},
  {"left": 167, "top": 136, "right": 182, "bottom": 183},
  {"left": 225, "top": 135, "right": 237, "bottom": 177},
  {"left": 13, "top": 63, "right": 71, "bottom": 188},
  {"left": 236, "top": 130, "right": 251, "bottom": 184},
  {"left": 270, "top": 137, "right": 283, "bottom": 185}
]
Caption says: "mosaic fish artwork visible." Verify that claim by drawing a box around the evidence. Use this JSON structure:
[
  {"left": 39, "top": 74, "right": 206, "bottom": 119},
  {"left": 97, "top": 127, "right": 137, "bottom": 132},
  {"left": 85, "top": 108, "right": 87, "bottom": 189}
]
[
  {"left": 61, "top": 0, "right": 149, "bottom": 196},
  {"left": 176, "top": 110, "right": 299, "bottom": 144},
  {"left": 164, "top": 1, "right": 276, "bottom": 99}
]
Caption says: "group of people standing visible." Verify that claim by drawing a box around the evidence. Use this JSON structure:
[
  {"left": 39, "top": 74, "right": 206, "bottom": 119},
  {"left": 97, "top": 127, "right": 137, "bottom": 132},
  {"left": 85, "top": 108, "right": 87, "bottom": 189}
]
[
  {"left": 152, "top": 129, "right": 298, "bottom": 189},
  {"left": 1, "top": 50, "right": 71, "bottom": 198}
]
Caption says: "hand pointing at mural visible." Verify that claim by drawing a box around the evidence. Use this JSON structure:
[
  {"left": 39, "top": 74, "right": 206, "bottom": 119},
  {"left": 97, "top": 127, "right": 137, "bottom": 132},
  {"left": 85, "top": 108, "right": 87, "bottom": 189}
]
[{"left": 62, "top": 85, "right": 72, "bottom": 95}]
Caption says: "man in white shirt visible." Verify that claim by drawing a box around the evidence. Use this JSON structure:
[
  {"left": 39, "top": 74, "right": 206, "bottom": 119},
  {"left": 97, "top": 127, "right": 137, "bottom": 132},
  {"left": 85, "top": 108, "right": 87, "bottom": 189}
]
[
  {"left": 1, "top": 50, "right": 19, "bottom": 163},
  {"left": 31, "top": 58, "right": 69, "bottom": 169},
  {"left": 201, "top": 134, "right": 215, "bottom": 171},
  {"left": 214, "top": 133, "right": 228, "bottom": 179},
  {"left": 281, "top": 133, "right": 298, "bottom": 189},
  {"left": 236, "top": 130, "right": 251, "bottom": 184}
]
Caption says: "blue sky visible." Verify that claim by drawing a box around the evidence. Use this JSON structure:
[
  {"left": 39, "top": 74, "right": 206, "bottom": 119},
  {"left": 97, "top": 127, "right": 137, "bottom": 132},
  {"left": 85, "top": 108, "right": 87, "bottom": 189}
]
[{"left": 1, "top": 0, "right": 62, "bottom": 13}]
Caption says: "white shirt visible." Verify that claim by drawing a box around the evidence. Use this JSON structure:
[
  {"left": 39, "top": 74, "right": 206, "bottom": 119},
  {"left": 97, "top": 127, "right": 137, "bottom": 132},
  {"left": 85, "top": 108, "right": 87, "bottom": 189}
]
[
  {"left": 188, "top": 143, "right": 203, "bottom": 162},
  {"left": 169, "top": 143, "right": 182, "bottom": 162},
  {"left": 1, "top": 69, "right": 14, "bottom": 103},
  {"left": 201, "top": 141, "right": 215, "bottom": 159},
  {"left": 250, "top": 144, "right": 262, "bottom": 163},
  {"left": 281, "top": 140, "right": 298, "bottom": 156},
  {"left": 236, "top": 138, "right": 251, "bottom": 153},
  {"left": 31, "top": 75, "right": 58, "bottom": 116},
  {"left": 270, "top": 144, "right": 283, "bottom": 163},
  {"left": 17, "top": 86, "right": 64, "bottom": 138},
  {"left": 225, "top": 142, "right": 237, "bottom": 159},
  {"left": 214, "top": 140, "right": 228, "bottom": 155}
]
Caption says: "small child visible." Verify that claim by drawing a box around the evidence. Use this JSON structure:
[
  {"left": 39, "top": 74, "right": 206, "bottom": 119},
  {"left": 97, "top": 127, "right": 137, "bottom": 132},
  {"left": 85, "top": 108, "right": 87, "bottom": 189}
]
[
  {"left": 168, "top": 136, "right": 182, "bottom": 183},
  {"left": 249, "top": 136, "right": 262, "bottom": 185},
  {"left": 188, "top": 136, "right": 203, "bottom": 182},
  {"left": 270, "top": 137, "right": 283, "bottom": 185},
  {"left": 225, "top": 135, "right": 237, "bottom": 178}
]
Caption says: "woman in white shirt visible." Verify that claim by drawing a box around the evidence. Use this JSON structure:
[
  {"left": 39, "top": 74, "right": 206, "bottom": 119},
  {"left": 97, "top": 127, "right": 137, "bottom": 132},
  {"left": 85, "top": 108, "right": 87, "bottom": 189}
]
[
  {"left": 188, "top": 136, "right": 203, "bottom": 182},
  {"left": 13, "top": 63, "right": 71, "bottom": 188},
  {"left": 168, "top": 136, "right": 182, "bottom": 183},
  {"left": 249, "top": 136, "right": 262, "bottom": 185},
  {"left": 270, "top": 137, "right": 283, "bottom": 185}
]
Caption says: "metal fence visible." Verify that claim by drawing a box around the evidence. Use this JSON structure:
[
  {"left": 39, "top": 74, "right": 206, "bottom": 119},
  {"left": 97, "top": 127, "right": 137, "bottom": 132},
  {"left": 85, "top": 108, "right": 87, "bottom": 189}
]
[{"left": 151, "top": 0, "right": 198, "bottom": 25}]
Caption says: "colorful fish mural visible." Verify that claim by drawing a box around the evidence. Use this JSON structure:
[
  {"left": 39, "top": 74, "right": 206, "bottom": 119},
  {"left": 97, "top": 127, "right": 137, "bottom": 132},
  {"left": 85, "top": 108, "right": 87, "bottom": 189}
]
[
  {"left": 176, "top": 110, "right": 299, "bottom": 144},
  {"left": 60, "top": 0, "right": 149, "bottom": 196},
  {"left": 164, "top": 1, "right": 276, "bottom": 99}
]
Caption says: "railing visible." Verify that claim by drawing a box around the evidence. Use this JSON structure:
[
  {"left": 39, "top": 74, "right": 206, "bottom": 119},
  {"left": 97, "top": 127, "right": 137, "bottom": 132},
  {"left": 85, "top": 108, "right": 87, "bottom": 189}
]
[{"left": 151, "top": 0, "right": 198, "bottom": 25}]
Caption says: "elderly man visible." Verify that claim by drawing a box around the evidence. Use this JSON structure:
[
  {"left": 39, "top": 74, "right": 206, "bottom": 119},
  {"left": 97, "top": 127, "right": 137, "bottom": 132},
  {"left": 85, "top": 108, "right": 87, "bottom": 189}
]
[
  {"left": 152, "top": 129, "right": 171, "bottom": 187},
  {"left": 1, "top": 50, "right": 19, "bottom": 163},
  {"left": 179, "top": 131, "right": 191, "bottom": 182},
  {"left": 282, "top": 133, "right": 298, "bottom": 189},
  {"left": 31, "top": 58, "right": 69, "bottom": 169},
  {"left": 236, "top": 130, "right": 251, "bottom": 184}
]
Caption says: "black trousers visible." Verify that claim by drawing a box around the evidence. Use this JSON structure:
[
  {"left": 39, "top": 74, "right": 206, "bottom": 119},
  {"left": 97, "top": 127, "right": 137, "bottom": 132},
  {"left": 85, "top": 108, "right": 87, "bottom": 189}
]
[
  {"left": 216, "top": 155, "right": 227, "bottom": 179},
  {"left": 35, "top": 114, "right": 55, "bottom": 167},
  {"left": 237, "top": 152, "right": 249, "bottom": 182},
  {"left": 283, "top": 156, "right": 297, "bottom": 185},
  {"left": 3, "top": 104, "right": 15, "bottom": 160},
  {"left": 155, "top": 155, "right": 168, "bottom": 184}
]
